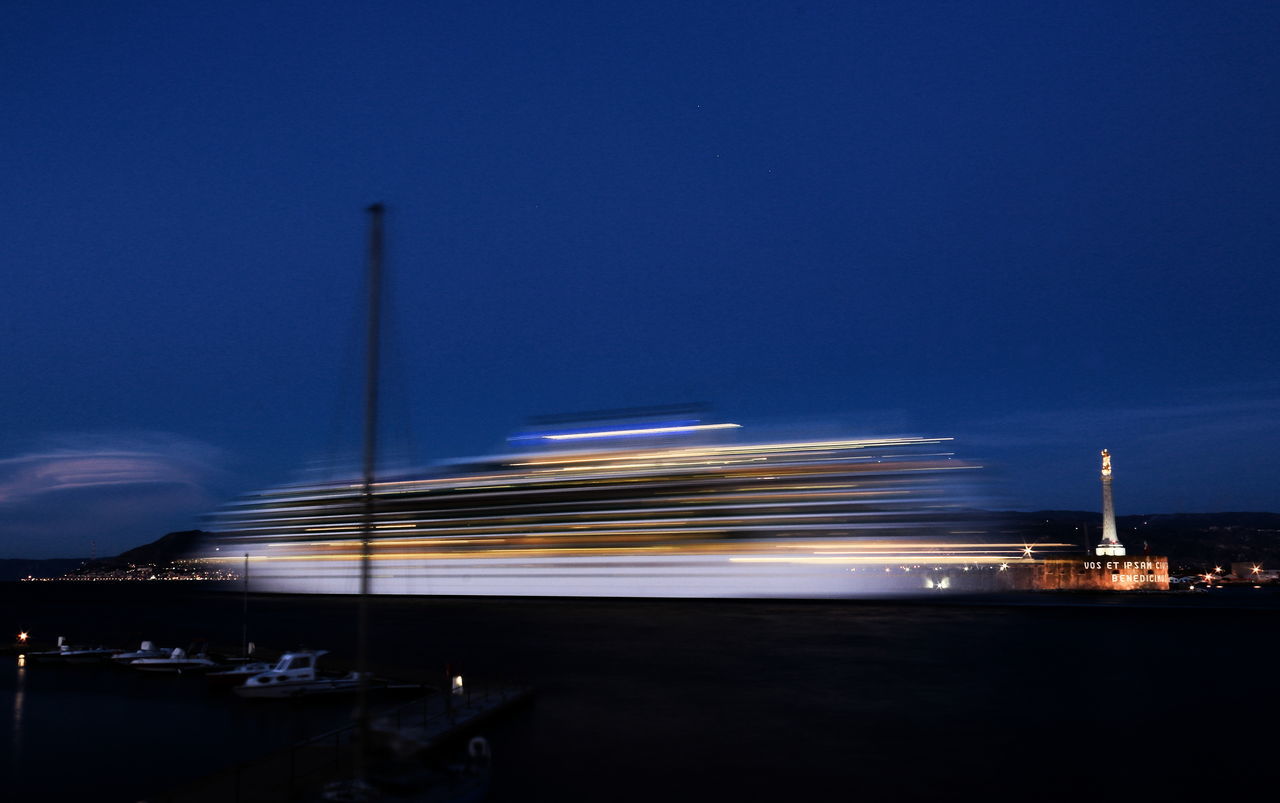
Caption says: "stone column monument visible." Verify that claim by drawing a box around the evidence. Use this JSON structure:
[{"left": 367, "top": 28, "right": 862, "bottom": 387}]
[{"left": 1096, "top": 449, "right": 1126, "bottom": 556}]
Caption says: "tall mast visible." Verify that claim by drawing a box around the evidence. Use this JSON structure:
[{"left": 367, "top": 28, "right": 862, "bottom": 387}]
[
  {"left": 355, "top": 202, "right": 384, "bottom": 782},
  {"left": 242, "top": 552, "right": 249, "bottom": 658}
]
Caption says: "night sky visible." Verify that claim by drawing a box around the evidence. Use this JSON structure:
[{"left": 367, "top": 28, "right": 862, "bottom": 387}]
[{"left": 3, "top": 1, "right": 1277, "bottom": 557}]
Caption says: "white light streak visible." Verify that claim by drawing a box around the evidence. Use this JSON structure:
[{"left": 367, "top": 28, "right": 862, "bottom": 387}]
[{"left": 542, "top": 423, "right": 742, "bottom": 441}]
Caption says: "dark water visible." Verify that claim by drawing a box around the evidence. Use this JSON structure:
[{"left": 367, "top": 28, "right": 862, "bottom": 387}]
[
  {"left": 5, "top": 583, "right": 1278, "bottom": 801},
  {"left": 3, "top": 656, "right": 357, "bottom": 800}
]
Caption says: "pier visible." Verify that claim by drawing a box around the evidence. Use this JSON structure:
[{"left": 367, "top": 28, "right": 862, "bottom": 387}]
[{"left": 153, "top": 682, "right": 533, "bottom": 803}]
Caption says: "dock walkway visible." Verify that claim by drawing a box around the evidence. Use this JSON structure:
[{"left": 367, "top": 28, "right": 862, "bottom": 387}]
[{"left": 155, "top": 683, "right": 533, "bottom": 803}]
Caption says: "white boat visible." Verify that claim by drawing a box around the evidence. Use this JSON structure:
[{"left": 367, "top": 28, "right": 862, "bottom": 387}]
[
  {"left": 24, "top": 636, "right": 72, "bottom": 663},
  {"left": 61, "top": 645, "right": 121, "bottom": 664},
  {"left": 131, "top": 647, "right": 220, "bottom": 674},
  {"left": 205, "top": 660, "right": 274, "bottom": 688},
  {"left": 233, "top": 650, "right": 367, "bottom": 698},
  {"left": 26, "top": 636, "right": 118, "bottom": 663},
  {"left": 110, "top": 640, "right": 170, "bottom": 665}
]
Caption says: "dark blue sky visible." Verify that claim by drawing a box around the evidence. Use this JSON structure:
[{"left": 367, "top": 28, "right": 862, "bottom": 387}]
[{"left": 3, "top": 1, "right": 1277, "bottom": 556}]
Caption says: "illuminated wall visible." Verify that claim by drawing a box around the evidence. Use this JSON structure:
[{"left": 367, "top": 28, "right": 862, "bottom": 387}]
[{"left": 1022, "top": 556, "right": 1169, "bottom": 591}]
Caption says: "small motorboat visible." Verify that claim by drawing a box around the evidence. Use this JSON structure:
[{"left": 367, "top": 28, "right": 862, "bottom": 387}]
[
  {"left": 111, "top": 641, "right": 170, "bottom": 665},
  {"left": 206, "top": 661, "right": 274, "bottom": 689},
  {"left": 61, "top": 645, "right": 121, "bottom": 664},
  {"left": 131, "top": 647, "right": 220, "bottom": 674},
  {"left": 24, "top": 636, "right": 119, "bottom": 663},
  {"left": 24, "top": 636, "right": 71, "bottom": 663},
  {"left": 233, "top": 650, "right": 369, "bottom": 698}
]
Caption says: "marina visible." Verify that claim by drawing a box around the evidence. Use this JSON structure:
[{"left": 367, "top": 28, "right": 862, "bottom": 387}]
[
  {"left": 3, "top": 615, "right": 521, "bottom": 801},
  {"left": 165, "top": 683, "right": 530, "bottom": 803},
  {"left": 6, "top": 581, "right": 1280, "bottom": 801}
]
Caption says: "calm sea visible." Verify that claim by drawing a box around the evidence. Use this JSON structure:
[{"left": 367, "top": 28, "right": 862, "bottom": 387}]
[{"left": 4, "top": 582, "right": 1278, "bottom": 801}]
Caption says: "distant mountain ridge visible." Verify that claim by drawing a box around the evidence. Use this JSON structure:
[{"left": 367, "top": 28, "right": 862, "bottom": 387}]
[
  {"left": 0, "top": 530, "right": 210, "bottom": 581},
  {"left": 113, "top": 529, "right": 208, "bottom": 566}
]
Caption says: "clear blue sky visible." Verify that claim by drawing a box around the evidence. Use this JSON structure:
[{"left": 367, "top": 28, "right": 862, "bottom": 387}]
[{"left": 2, "top": 1, "right": 1277, "bottom": 556}]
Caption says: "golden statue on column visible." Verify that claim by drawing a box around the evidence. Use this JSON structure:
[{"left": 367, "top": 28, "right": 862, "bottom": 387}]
[{"left": 1096, "top": 449, "right": 1125, "bottom": 556}]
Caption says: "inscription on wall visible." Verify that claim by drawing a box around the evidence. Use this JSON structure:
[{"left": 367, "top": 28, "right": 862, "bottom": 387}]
[{"left": 1080, "top": 559, "right": 1168, "bottom": 584}]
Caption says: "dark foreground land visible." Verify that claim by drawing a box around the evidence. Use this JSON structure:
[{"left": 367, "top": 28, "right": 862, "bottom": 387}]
[{"left": 5, "top": 583, "right": 1278, "bottom": 801}]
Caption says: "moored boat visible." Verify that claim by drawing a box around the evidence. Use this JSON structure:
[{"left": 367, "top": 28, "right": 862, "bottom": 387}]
[
  {"left": 24, "top": 636, "right": 119, "bottom": 663},
  {"left": 111, "top": 640, "right": 170, "bottom": 665},
  {"left": 233, "top": 650, "right": 368, "bottom": 698},
  {"left": 205, "top": 661, "right": 274, "bottom": 688},
  {"left": 61, "top": 645, "right": 121, "bottom": 664},
  {"left": 131, "top": 647, "right": 220, "bottom": 674},
  {"left": 24, "top": 636, "right": 72, "bottom": 663}
]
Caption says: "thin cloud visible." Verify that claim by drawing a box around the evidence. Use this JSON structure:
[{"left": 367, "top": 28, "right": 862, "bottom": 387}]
[{"left": 0, "top": 432, "right": 228, "bottom": 558}]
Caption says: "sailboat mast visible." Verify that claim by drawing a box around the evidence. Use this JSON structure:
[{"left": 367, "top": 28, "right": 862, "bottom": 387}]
[
  {"left": 242, "top": 552, "right": 249, "bottom": 658},
  {"left": 355, "top": 202, "right": 384, "bottom": 774}
]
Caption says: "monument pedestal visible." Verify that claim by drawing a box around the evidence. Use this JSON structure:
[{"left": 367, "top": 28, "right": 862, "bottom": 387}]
[{"left": 1022, "top": 556, "right": 1169, "bottom": 590}]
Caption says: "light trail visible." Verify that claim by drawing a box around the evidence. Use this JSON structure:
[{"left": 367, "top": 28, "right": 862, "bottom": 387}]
[{"left": 205, "top": 426, "right": 1040, "bottom": 597}]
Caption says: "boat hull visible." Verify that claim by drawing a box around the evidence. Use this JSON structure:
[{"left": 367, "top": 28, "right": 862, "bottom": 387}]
[
  {"left": 234, "top": 678, "right": 361, "bottom": 698},
  {"left": 205, "top": 663, "right": 274, "bottom": 688},
  {"left": 227, "top": 549, "right": 1009, "bottom": 598},
  {"left": 63, "top": 650, "right": 118, "bottom": 664},
  {"left": 132, "top": 660, "right": 218, "bottom": 674},
  {"left": 204, "top": 432, "right": 1021, "bottom": 599}
]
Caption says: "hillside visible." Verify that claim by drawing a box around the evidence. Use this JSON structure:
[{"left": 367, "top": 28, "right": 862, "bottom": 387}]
[
  {"left": 112, "top": 529, "right": 208, "bottom": 566},
  {"left": 3, "top": 530, "right": 212, "bottom": 581},
  {"left": 989, "top": 510, "right": 1280, "bottom": 572}
]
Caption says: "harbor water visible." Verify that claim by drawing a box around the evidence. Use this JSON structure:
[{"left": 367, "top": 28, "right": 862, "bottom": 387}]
[{"left": 5, "top": 582, "right": 1279, "bottom": 801}]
